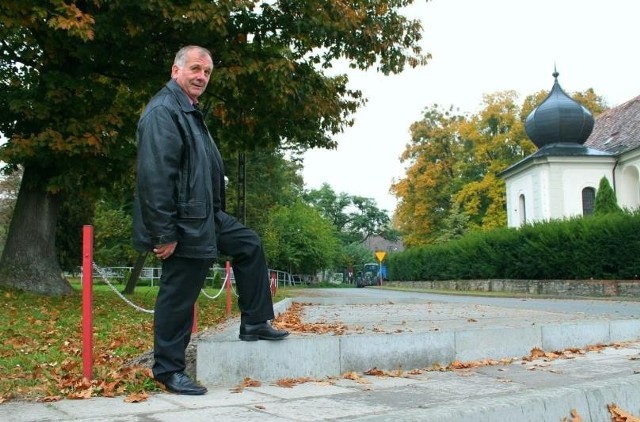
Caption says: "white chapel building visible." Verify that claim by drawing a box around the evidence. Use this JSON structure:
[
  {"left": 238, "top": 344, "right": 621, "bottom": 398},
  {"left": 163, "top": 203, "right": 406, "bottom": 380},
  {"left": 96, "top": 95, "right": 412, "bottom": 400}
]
[{"left": 500, "top": 71, "right": 640, "bottom": 228}]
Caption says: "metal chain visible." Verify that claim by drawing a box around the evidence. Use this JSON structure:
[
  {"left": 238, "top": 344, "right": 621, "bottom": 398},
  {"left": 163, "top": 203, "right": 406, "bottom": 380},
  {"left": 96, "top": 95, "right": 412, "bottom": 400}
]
[
  {"left": 92, "top": 263, "right": 154, "bottom": 313},
  {"left": 199, "top": 270, "right": 239, "bottom": 299},
  {"left": 91, "top": 262, "right": 238, "bottom": 313}
]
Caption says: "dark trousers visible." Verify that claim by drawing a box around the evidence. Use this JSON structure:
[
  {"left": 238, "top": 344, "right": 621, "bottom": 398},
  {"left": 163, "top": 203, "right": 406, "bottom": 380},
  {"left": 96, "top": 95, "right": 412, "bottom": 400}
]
[{"left": 152, "top": 210, "right": 275, "bottom": 380}]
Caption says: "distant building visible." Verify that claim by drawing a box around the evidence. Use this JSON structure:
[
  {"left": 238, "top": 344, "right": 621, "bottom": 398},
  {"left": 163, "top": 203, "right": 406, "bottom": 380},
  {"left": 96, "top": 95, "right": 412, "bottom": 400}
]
[
  {"left": 499, "top": 71, "right": 640, "bottom": 227},
  {"left": 364, "top": 235, "right": 404, "bottom": 253}
]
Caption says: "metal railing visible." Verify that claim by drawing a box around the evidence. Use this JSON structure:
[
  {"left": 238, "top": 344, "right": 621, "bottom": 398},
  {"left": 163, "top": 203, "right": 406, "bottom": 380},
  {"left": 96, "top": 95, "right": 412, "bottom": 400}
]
[
  {"left": 80, "top": 265, "right": 300, "bottom": 288},
  {"left": 78, "top": 265, "right": 234, "bottom": 288}
]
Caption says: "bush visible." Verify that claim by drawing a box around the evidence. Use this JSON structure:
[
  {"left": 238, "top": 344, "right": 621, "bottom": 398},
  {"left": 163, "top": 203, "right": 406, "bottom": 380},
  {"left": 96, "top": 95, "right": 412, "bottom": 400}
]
[{"left": 389, "top": 212, "right": 640, "bottom": 281}]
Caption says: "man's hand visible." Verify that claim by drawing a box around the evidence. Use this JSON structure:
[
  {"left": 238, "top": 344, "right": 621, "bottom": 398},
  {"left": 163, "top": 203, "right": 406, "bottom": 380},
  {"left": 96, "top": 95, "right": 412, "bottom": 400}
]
[{"left": 154, "top": 242, "right": 177, "bottom": 260}]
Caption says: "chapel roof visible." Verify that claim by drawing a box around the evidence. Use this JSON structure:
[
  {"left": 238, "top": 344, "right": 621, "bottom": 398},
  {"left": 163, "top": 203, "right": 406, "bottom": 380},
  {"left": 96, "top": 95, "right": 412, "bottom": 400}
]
[
  {"left": 500, "top": 75, "right": 640, "bottom": 179},
  {"left": 524, "top": 70, "right": 595, "bottom": 148},
  {"left": 583, "top": 94, "right": 640, "bottom": 154}
]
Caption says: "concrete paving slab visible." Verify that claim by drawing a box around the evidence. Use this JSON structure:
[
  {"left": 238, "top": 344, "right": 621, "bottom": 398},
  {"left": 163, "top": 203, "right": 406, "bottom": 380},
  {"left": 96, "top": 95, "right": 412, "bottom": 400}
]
[
  {"left": 196, "top": 295, "right": 640, "bottom": 386},
  {"left": 50, "top": 395, "right": 176, "bottom": 419},
  {"left": 0, "top": 401, "right": 69, "bottom": 422},
  {"left": 245, "top": 382, "right": 355, "bottom": 400},
  {"left": 151, "top": 406, "right": 285, "bottom": 422}
]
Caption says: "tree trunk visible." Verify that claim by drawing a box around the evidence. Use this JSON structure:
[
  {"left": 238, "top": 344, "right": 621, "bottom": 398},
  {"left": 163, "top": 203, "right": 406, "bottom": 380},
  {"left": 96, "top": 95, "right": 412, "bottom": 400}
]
[
  {"left": 0, "top": 166, "right": 73, "bottom": 296},
  {"left": 122, "top": 252, "right": 148, "bottom": 295}
]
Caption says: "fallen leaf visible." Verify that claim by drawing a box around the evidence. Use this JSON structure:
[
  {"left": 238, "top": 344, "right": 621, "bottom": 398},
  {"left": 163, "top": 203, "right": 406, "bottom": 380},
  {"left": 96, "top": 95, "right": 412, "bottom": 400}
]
[
  {"left": 364, "top": 367, "right": 385, "bottom": 376},
  {"left": 608, "top": 403, "right": 640, "bottom": 421},
  {"left": 240, "top": 377, "right": 261, "bottom": 388},
  {"left": 274, "top": 377, "right": 313, "bottom": 388},
  {"left": 343, "top": 371, "right": 360, "bottom": 380},
  {"left": 570, "top": 408, "right": 582, "bottom": 422},
  {"left": 124, "top": 392, "right": 149, "bottom": 403},
  {"left": 36, "top": 396, "right": 62, "bottom": 402},
  {"left": 530, "top": 347, "right": 546, "bottom": 359}
]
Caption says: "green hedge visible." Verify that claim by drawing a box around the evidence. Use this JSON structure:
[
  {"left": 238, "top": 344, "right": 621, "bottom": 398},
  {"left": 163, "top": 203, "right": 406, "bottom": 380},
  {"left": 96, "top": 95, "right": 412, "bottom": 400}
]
[{"left": 388, "top": 212, "right": 640, "bottom": 281}]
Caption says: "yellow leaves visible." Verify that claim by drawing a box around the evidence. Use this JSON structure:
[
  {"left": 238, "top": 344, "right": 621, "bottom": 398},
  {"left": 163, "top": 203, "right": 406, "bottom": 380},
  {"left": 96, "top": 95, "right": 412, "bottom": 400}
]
[
  {"left": 274, "top": 377, "right": 314, "bottom": 388},
  {"left": 448, "top": 358, "right": 506, "bottom": 370},
  {"left": 62, "top": 377, "right": 94, "bottom": 400},
  {"left": 233, "top": 376, "right": 319, "bottom": 392},
  {"left": 564, "top": 404, "right": 640, "bottom": 422},
  {"left": 36, "top": 395, "right": 62, "bottom": 403},
  {"left": 47, "top": 3, "right": 95, "bottom": 41},
  {"left": 49, "top": 364, "right": 145, "bottom": 400},
  {"left": 83, "top": 133, "right": 101, "bottom": 149},
  {"left": 343, "top": 371, "right": 361, "bottom": 380},
  {"left": 230, "top": 377, "right": 262, "bottom": 393},
  {"left": 124, "top": 391, "right": 149, "bottom": 403},
  {"left": 562, "top": 408, "right": 583, "bottom": 422},
  {"left": 528, "top": 346, "right": 547, "bottom": 360},
  {"left": 523, "top": 346, "right": 586, "bottom": 363},
  {"left": 608, "top": 403, "right": 640, "bottom": 422},
  {"left": 272, "top": 302, "right": 349, "bottom": 335},
  {"left": 364, "top": 367, "right": 385, "bottom": 376}
]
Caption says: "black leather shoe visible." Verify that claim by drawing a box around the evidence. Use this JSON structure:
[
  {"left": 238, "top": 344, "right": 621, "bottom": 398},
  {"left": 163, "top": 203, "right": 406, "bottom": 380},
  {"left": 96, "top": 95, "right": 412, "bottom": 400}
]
[
  {"left": 157, "top": 372, "right": 207, "bottom": 395},
  {"left": 239, "top": 321, "right": 290, "bottom": 341}
]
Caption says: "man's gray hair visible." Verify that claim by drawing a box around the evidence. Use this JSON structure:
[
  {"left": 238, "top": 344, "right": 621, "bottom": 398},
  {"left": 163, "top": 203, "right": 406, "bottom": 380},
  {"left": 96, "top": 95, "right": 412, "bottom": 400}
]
[{"left": 174, "top": 45, "right": 213, "bottom": 68}]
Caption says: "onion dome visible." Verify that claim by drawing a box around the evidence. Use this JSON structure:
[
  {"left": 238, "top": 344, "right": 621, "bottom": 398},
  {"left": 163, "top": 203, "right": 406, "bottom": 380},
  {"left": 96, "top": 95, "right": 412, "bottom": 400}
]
[{"left": 524, "top": 70, "right": 594, "bottom": 148}]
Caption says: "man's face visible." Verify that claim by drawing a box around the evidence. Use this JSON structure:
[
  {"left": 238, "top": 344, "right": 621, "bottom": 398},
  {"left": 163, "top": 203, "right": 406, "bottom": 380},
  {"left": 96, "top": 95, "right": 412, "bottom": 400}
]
[{"left": 171, "top": 49, "right": 213, "bottom": 103}]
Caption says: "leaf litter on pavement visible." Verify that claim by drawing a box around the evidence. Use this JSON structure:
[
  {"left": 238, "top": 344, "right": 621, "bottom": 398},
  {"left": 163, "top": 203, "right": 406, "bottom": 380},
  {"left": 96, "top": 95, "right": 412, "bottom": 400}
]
[{"left": 271, "top": 302, "right": 640, "bottom": 421}]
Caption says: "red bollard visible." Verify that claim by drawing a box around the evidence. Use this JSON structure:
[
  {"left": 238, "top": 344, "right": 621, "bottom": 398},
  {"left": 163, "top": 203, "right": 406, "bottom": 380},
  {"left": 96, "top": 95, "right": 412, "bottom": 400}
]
[{"left": 82, "top": 225, "right": 93, "bottom": 381}]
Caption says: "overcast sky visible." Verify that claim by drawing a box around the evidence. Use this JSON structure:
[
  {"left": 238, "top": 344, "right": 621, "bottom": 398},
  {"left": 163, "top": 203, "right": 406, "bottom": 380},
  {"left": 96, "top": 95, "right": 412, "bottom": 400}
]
[{"left": 301, "top": 0, "right": 640, "bottom": 213}]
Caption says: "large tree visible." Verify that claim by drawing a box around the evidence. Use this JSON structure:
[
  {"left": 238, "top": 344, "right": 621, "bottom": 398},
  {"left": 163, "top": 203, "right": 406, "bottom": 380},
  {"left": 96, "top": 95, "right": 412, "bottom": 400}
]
[
  {"left": 0, "top": 1, "right": 429, "bottom": 295},
  {"left": 452, "top": 91, "right": 533, "bottom": 231},
  {"left": 391, "top": 105, "right": 465, "bottom": 246}
]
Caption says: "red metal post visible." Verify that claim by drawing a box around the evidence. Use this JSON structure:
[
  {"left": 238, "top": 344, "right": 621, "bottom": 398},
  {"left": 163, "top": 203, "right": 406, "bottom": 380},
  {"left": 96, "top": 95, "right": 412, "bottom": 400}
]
[
  {"left": 225, "top": 261, "right": 232, "bottom": 316},
  {"left": 82, "top": 225, "right": 93, "bottom": 381}
]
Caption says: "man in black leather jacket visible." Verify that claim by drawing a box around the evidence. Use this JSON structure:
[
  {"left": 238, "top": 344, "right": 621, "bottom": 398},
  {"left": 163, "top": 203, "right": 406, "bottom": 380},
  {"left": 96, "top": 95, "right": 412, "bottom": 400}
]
[{"left": 133, "top": 45, "right": 288, "bottom": 396}]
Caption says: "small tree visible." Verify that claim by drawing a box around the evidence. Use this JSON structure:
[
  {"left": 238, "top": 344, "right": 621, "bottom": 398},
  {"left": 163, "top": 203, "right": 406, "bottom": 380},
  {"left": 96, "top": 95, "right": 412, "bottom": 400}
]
[
  {"left": 262, "top": 201, "right": 340, "bottom": 275},
  {"left": 594, "top": 177, "right": 623, "bottom": 215}
]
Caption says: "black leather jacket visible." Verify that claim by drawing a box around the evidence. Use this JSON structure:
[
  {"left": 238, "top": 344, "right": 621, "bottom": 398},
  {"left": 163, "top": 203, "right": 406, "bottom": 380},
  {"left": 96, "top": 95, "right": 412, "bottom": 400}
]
[{"left": 133, "top": 79, "right": 225, "bottom": 258}]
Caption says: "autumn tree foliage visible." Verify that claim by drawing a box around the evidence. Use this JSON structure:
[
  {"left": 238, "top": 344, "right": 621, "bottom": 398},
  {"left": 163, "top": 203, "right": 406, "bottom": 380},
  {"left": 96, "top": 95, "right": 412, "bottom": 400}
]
[
  {"left": 0, "top": 1, "right": 429, "bottom": 295},
  {"left": 392, "top": 89, "right": 607, "bottom": 247},
  {"left": 391, "top": 105, "right": 466, "bottom": 246}
]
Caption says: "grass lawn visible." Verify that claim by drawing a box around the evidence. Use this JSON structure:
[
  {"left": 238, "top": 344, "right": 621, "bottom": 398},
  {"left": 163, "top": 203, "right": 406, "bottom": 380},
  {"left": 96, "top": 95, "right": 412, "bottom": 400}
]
[{"left": 0, "top": 280, "right": 291, "bottom": 403}]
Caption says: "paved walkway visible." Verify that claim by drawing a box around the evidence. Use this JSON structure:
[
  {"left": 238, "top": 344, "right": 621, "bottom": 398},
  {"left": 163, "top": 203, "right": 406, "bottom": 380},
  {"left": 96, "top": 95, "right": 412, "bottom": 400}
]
[{"left": 2, "top": 288, "right": 640, "bottom": 421}]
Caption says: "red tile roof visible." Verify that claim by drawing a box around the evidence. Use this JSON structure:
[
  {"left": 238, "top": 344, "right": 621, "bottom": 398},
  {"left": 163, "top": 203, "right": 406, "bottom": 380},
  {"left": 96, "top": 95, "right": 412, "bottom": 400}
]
[{"left": 584, "top": 95, "right": 640, "bottom": 154}]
